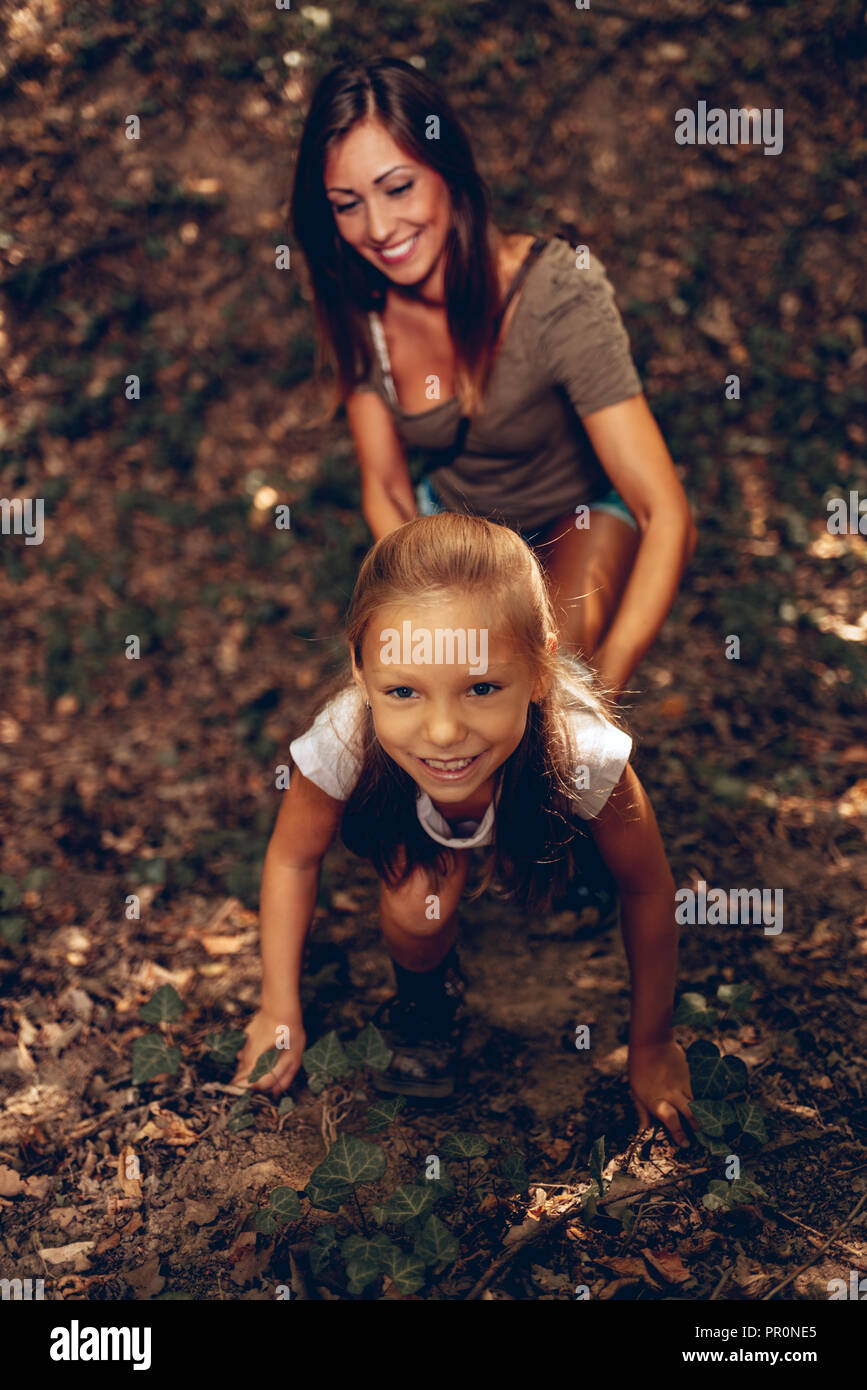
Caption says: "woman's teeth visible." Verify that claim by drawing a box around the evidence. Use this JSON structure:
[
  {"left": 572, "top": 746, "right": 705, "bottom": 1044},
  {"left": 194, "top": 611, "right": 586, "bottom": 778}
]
[{"left": 378, "top": 232, "right": 420, "bottom": 263}]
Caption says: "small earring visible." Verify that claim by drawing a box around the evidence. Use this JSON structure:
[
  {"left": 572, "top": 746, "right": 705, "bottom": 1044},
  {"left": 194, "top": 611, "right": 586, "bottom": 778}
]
[{"left": 365, "top": 699, "right": 371, "bottom": 709}]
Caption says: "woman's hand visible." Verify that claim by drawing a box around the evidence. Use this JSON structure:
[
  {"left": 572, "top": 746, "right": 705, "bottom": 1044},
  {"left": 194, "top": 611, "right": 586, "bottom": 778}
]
[
  {"left": 628, "top": 1039, "right": 701, "bottom": 1149},
  {"left": 232, "top": 1007, "right": 306, "bottom": 1099}
]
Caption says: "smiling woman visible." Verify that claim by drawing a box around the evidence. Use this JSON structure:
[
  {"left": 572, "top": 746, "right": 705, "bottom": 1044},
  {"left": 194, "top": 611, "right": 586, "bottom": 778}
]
[{"left": 289, "top": 57, "right": 697, "bottom": 703}]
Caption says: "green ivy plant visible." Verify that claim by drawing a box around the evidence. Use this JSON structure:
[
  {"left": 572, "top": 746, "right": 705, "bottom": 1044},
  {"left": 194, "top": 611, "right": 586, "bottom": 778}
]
[
  {"left": 673, "top": 982, "right": 769, "bottom": 1211},
  {"left": 0, "top": 869, "right": 51, "bottom": 945}
]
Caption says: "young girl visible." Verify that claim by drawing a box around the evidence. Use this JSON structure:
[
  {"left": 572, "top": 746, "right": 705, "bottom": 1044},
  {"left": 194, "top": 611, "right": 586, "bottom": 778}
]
[{"left": 234, "top": 515, "right": 699, "bottom": 1149}]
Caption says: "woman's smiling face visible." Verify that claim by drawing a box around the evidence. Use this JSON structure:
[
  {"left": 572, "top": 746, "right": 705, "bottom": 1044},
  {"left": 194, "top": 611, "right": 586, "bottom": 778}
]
[
  {"left": 324, "top": 118, "right": 452, "bottom": 291},
  {"left": 352, "top": 592, "right": 550, "bottom": 811}
]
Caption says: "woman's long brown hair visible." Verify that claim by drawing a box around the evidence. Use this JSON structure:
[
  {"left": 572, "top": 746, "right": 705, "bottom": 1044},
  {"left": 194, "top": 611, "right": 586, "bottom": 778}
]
[
  {"left": 296, "top": 514, "right": 630, "bottom": 913},
  {"left": 290, "top": 57, "right": 504, "bottom": 419}
]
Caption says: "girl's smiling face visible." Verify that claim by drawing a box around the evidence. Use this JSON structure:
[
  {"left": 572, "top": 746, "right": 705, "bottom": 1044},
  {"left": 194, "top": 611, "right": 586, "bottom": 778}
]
[
  {"left": 352, "top": 593, "right": 552, "bottom": 812},
  {"left": 324, "top": 118, "right": 452, "bottom": 294}
]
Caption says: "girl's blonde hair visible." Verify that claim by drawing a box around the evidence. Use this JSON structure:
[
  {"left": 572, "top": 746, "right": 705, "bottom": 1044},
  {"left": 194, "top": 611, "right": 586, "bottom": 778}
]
[{"left": 306, "top": 514, "right": 629, "bottom": 910}]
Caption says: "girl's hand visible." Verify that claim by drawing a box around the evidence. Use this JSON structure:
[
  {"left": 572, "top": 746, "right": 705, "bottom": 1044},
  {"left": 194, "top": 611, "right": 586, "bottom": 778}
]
[
  {"left": 232, "top": 1008, "right": 306, "bottom": 1098},
  {"left": 628, "top": 1039, "right": 701, "bottom": 1149}
]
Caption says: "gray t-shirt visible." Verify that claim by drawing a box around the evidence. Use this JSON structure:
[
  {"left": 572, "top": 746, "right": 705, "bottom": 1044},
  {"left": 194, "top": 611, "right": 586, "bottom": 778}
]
[{"left": 353, "top": 238, "right": 643, "bottom": 533}]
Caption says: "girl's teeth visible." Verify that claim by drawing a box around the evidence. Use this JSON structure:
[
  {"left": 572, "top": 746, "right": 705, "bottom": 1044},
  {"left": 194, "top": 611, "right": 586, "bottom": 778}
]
[{"left": 424, "top": 757, "right": 473, "bottom": 770}]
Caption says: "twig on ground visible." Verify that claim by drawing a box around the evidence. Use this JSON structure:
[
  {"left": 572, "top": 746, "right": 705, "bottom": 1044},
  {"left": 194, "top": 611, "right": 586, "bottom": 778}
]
[{"left": 761, "top": 1192, "right": 867, "bottom": 1300}]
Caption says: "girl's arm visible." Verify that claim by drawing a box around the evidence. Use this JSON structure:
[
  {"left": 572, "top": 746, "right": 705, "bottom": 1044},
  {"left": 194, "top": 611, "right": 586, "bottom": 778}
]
[
  {"left": 581, "top": 394, "right": 698, "bottom": 698},
  {"left": 589, "top": 763, "right": 700, "bottom": 1147},
  {"left": 345, "top": 390, "right": 418, "bottom": 541},
  {"left": 233, "top": 769, "right": 344, "bottom": 1095}
]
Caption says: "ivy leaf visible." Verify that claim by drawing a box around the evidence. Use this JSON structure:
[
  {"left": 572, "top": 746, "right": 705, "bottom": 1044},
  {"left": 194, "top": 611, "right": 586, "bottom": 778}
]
[
  {"left": 278, "top": 1096, "right": 296, "bottom": 1115},
  {"left": 345, "top": 1023, "right": 392, "bottom": 1073},
  {"left": 311, "top": 1133, "right": 387, "bottom": 1190},
  {"left": 0, "top": 915, "right": 26, "bottom": 944},
  {"left": 440, "top": 1132, "right": 490, "bottom": 1160},
  {"left": 693, "top": 1130, "right": 735, "bottom": 1156},
  {"left": 228, "top": 1092, "right": 255, "bottom": 1133},
  {"left": 413, "top": 1214, "right": 459, "bottom": 1268},
  {"left": 21, "top": 868, "right": 51, "bottom": 892},
  {"left": 672, "top": 992, "right": 718, "bottom": 1027},
  {"left": 581, "top": 1189, "right": 599, "bottom": 1219},
  {"left": 131, "top": 1033, "right": 182, "bottom": 1084},
  {"left": 248, "top": 1047, "right": 281, "bottom": 1084},
  {"left": 341, "top": 1232, "right": 396, "bottom": 1294},
  {"left": 716, "top": 983, "right": 754, "bottom": 1016},
  {"left": 302, "top": 1031, "right": 349, "bottom": 1089},
  {"left": 381, "top": 1247, "right": 427, "bottom": 1295},
  {"left": 254, "top": 1210, "right": 278, "bottom": 1233},
  {"left": 0, "top": 874, "right": 22, "bottom": 910},
  {"left": 345, "top": 1251, "right": 382, "bottom": 1295},
  {"left": 730, "top": 1173, "right": 767, "bottom": 1202},
  {"left": 381, "top": 1183, "right": 437, "bottom": 1225},
  {"left": 588, "top": 1136, "right": 605, "bottom": 1195},
  {"left": 689, "top": 1099, "right": 735, "bottom": 1137},
  {"left": 309, "top": 1224, "right": 338, "bottom": 1277},
  {"left": 304, "top": 1175, "right": 352, "bottom": 1212},
  {"left": 687, "top": 1040, "right": 747, "bottom": 1099},
  {"left": 422, "top": 1171, "right": 456, "bottom": 1204},
  {"left": 700, "top": 1189, "right": 728, "bottom": 1212},
  {"left": 270, "top": 1187, "right": 302, "bottom": 1223},
  {"left": 206, "top": 1030, "right": 247, "bottom": 1065},
  {"left": 342, "top": 1233, "right": 397, "bottom": 1294},
  {"left": 366, "top": 1097, "right": 406, "bottom": 1132},
  {"left": 139, "top": 984, "right": 184, "bottom": 1023},
  {"left": 733, "top": 1101, "right": 768, "bottom": 1144},
  {"left": 497, "top": 1140, "right": 529, "bottom": 1194}
]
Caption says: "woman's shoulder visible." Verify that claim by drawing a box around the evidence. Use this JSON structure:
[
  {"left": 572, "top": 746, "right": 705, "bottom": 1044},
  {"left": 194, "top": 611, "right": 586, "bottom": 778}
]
[{"left": 521, "top": 235, "right": 617, "bottom": 324}]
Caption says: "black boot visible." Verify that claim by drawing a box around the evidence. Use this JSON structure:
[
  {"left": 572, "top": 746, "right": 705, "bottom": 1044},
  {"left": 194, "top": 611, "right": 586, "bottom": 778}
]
[{"left": 371, "top": 948, "right": 466, "bottom": 1099}]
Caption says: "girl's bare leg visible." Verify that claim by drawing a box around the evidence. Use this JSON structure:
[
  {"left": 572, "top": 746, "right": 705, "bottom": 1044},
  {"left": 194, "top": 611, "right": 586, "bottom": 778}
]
[{"left": 378, "top": 848, "right": 471, "bottom": 972}]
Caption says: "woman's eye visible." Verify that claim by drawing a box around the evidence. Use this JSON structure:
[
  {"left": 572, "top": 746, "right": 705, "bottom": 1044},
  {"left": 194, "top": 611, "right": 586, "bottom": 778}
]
[
  {"left": 470, "top": 683, "right": 499, "bottom": 696},
  {"left": 333, "top": 183, "right": 411, "bottom": 216}
]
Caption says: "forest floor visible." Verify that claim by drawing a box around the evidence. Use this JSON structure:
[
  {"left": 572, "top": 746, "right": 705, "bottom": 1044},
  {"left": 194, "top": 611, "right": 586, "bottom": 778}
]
[{"left": 1, "top": 0, "right": 865, "bottom": 1300}]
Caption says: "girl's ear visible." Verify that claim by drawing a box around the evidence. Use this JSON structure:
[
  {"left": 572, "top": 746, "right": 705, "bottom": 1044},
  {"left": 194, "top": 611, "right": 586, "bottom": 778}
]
[
  {"left": 531, "top": 632, "right": 558, "bottom": 703},
  {"left": 350, "top": 652, "right": 368, "bottom": 704}
]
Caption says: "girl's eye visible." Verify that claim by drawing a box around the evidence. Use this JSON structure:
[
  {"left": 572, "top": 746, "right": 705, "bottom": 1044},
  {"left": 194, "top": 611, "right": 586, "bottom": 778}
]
[
  {"left": 470, "top": 683, "right": 500, "bottom": 696},
  {"left": 389, "top": 182, "right": 413, "bottom": 196},
  {"left": 334, "top": 200, "right": 357, "bottom": 214},
  {"left": 387, "top": 686, "right": 416, "bottom": 699}
]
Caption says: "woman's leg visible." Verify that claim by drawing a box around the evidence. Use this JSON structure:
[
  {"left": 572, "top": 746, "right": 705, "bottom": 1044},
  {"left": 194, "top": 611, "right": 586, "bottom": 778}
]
[
  {"left": 378, "top": 848, "right": 471, "bottom": 972},
  {"left": 533, "top": 509, "right": 640, "bottom": 661}
]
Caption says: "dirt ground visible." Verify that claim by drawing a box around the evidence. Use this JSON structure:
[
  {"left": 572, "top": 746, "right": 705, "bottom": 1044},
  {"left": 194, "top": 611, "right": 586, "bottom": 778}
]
[{"left": 1, "top": 0, "right": 865, "bottom": 1300}]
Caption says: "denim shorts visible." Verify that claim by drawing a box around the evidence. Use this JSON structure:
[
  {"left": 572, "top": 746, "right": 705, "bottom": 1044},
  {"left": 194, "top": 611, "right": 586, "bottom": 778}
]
[{"left": 415, "top": 476, "right": 638, "bottom": 536}]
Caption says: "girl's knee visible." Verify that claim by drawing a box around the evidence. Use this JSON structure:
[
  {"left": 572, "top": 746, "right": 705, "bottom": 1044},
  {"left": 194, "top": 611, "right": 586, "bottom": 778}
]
[{"left": 379, "top": 856, "right": 467, "bottom": 936}]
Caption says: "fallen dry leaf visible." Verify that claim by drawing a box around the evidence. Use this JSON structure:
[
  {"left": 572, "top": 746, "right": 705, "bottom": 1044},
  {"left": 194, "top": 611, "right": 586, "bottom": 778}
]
[
  {"left": 38, "top": 1241, "right": 95, "bottom": 1271},
  {"left": 134, "top": 1107, "right": 199, "bottom": 1147},
  {"left": 117, "top": 1145, "right": 142, "bottom": 1197},
  {"left": 198, "top": 933, "right": 248, "bottom": 955},
  {"left": 0, "top": 1165, "right": 23, "bottom": 1196},
  {"left": 642, "top": 1247, "right": 693, "bottom": 1285}
]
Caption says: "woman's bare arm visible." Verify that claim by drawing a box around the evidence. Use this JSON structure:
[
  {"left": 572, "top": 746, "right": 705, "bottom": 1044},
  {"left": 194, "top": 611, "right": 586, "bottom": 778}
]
[
  {"left": 581, "top": 394, "right": 698, "bottom": 696},
  {"left": 346, "top": 390, "right": 418, "bottom": 540}
]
